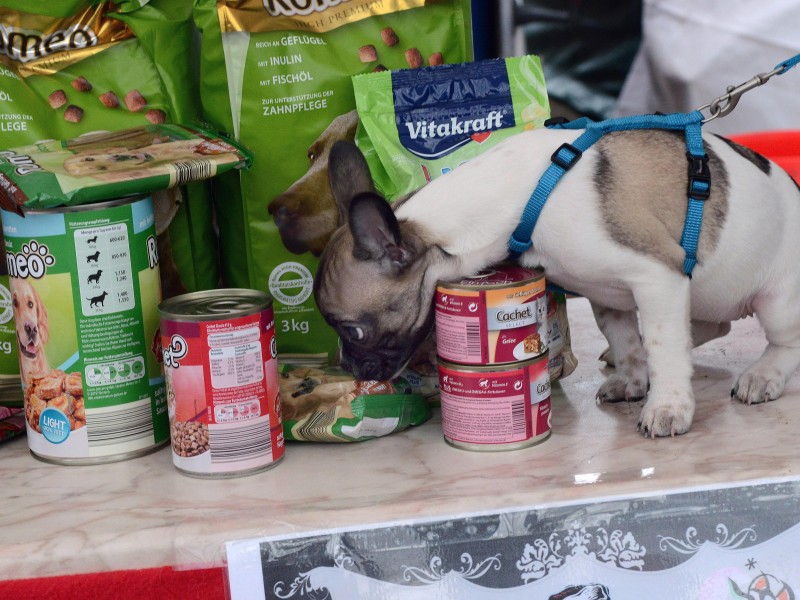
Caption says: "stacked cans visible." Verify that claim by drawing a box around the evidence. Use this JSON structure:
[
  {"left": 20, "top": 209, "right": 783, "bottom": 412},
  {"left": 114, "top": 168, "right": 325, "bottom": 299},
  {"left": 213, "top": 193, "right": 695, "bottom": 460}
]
[{"left": 435, "top": 266, "right": 552, "bottom": 451}]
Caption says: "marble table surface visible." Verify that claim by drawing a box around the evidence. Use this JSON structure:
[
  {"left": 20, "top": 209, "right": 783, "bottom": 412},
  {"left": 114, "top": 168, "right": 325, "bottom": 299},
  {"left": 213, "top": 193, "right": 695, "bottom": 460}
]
[{"left": 2, "top": 297, "right": 800, "bottom": 581}]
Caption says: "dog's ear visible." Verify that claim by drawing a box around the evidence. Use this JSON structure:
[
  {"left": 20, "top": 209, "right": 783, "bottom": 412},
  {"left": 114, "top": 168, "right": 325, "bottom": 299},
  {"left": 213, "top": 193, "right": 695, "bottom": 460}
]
[
  {"left": 329, "top": 141, "right": 375, "bottom": 224},
  {"left": 349, "top": 192, "right": 414, "bottom": 268}
]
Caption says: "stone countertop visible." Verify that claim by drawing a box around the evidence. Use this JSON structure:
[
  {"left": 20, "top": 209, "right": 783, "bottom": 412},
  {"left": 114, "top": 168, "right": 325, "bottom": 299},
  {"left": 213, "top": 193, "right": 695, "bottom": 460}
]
[{"left": 2, "top": 297, "right": 798, "bottom": 580}]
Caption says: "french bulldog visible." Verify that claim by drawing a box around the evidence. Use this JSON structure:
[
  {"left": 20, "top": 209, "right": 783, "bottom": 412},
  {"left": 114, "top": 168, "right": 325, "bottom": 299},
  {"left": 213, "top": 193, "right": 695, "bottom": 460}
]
[{"left": 314, "top": 130, "right": 800, "bottom": 437}]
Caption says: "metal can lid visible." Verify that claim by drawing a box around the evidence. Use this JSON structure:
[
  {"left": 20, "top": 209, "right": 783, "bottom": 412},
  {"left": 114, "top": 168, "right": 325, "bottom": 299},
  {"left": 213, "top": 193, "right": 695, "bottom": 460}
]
[
  {"left": 439, "top": 265, "right": 544, "bottom": 290},
  {"left": 15, "top": 193, "right": 150, "bottom": 216},
  {"left": 159, "top": 288, "right": 272, "bottom": 321},
  {"left": 437, "top": 353, "right": 548, "bottom": 373}
]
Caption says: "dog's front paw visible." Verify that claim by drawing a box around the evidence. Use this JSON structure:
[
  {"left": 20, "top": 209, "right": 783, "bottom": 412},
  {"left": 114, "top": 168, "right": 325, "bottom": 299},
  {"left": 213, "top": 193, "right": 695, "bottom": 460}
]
[
  {"left": 732, "top": 367, "right": 785, "bottom": 405},
  {"left": 637, "top": 394, "right": 694, "bottom": 437},
  {"left": 595, "top": 373, "right": 647, "bottom": 404}
]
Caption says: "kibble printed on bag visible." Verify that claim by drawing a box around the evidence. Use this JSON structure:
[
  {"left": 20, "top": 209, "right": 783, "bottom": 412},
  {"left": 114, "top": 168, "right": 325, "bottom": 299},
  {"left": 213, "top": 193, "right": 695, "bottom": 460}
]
[{"left": 194, "top": 0, "right": 473, "bottom": 365}]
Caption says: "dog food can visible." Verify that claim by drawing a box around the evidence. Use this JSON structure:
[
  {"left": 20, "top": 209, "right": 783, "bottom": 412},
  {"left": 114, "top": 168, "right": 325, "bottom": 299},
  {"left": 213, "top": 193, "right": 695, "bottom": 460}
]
[
  {"left": 435, "top": 266, "right": 547, "bottom": 366},
  {"left": 437, "top": 355, "right": 551, "bottom": 451},
  {"left": 159, "top": 289, "right": 284, "bottom": 478},
  {"left": 0, "top": 263, "right": 23, "bottom": 407},
  {"left": 1, "top": 195, "right": 168, "bottom": 464}
]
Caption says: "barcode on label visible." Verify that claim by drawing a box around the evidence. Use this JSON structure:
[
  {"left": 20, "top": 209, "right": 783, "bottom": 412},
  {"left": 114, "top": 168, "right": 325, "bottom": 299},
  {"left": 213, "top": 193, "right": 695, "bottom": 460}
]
[
  {"left": 173, "top": 160, "right": 214, "bottom": 186},
  {"left": 209, "top": 418, "right": 272, "bottom": 463},
  {"left": 86, "top": 398, "right": 153, "bottom": 446},
  {"left": 466, "top": 322, "right": 482, "bottom": 355},
  {"left": 511, "top": 400, "right": 526, "bottom": 436}
]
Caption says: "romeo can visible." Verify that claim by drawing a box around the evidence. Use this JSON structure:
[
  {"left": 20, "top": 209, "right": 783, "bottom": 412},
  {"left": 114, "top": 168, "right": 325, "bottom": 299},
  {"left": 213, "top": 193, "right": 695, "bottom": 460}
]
[{"left": 1, "top": 195, "right": 167, "bottom": 464}]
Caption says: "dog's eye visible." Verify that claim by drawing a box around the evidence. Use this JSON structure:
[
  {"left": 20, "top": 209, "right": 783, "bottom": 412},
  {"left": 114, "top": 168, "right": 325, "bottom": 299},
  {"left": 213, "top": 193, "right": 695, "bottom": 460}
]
[
  {"left": 27, "top": 300, "right": 33, "bottom": 309},
  {"left": 307, "top": 151, "right": 317, "bottom": 163},
  {"left": 85, "top": 157, "right": 94, "bottom": 162},
  {"left": 343, "top": 325, "right": 365, "bottom": 341}
]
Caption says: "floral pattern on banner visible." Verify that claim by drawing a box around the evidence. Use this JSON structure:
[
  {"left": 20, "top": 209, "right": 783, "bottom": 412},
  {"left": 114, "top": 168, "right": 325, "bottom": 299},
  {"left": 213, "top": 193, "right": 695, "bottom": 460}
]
[
  {"left": 273, "top": 572, "right": 332, "bottom": 600},
  {"left": 658, "top": 524, "right": 757, "bottom": 554},
  {"left": 516, "top": 521, "right": 646, "bottom": 583},
  {"left": 402, "top": 553, "right": 502, "bottom": 584}
]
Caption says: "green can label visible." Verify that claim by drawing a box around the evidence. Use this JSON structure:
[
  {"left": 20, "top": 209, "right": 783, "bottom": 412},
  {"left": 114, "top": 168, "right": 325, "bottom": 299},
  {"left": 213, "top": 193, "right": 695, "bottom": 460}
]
[
  {"left": 0, "top": 274, "right": 20, "bottom": 377},
  {"left": 2, "top": 196, "right": 167, "bottom": 461}
]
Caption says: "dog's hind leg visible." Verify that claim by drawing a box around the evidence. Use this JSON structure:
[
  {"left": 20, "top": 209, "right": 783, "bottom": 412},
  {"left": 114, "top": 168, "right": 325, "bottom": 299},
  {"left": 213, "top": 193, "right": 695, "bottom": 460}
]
[
  {"left": 598, "top": 319, "right": 731, "bottom": 367},
  {"left": 630, "top": 267, "right": 695, "bottom": 437},
  {"left": 690, "top": 320, "right": 731, "bottom": 347},
  {"left": 591, "top": 304, "right": 648, "bottom": 403},
  {"left": 733, "top": 294, "right": 800, "bottom": 404}
]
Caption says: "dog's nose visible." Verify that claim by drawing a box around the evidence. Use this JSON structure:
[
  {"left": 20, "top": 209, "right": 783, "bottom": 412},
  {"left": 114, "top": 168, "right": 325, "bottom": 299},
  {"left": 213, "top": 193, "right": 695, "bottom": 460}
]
[
  {"left": 24, "top": 323, "right": 37, "bottom": 338},
  {"left": 270, "top": 203, "right": 292, "bottom": 229},
  {"left": 344, "top": 353, "right": 392, "bottom": 381}
]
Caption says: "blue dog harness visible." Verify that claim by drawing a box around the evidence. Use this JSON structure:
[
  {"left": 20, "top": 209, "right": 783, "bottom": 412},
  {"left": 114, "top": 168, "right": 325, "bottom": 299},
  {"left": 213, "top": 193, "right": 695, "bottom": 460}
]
[
  {"left": 507, "top": 53, "right": 800, "bottom": 278},
  {"left": 507, "top": 110, "right": 708, "bottom": 277}
]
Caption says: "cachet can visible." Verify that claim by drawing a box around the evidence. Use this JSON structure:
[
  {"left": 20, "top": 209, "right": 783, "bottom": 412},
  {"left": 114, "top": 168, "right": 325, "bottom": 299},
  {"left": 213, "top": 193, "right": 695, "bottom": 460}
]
[
  {"left": 435, "top": 266, "right": 547, "bottom": 366},
  {"left": 437, "top": 354, "right": 551, "bottom": 451},
  {"left": 1, "top": 195, "right": 168, "bottom": 464},
  {"left": 159, "top": 289, "right": 284, "bottom": 478}
]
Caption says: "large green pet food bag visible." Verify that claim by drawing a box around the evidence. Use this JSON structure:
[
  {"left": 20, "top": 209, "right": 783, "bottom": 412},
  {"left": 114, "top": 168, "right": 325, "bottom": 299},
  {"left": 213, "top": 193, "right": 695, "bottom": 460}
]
[
  {"left": 0, "top": 0, "right": 218, "bottom": 298},
  {"left": 194, "top": 0, "right": 473, "bottom": 365}
]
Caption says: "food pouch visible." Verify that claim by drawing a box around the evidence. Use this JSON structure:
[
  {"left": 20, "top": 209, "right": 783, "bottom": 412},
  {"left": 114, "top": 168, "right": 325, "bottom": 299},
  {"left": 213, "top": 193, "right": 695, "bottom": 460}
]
[
  {"left": 279, "top": 365, "right": 431, "bottom": 443},
  {"left": 353, "top": 55, "right": 550, "bottom": 199},
  {"left": 0, "top": 125, "right": 252, "bottom": 211}
]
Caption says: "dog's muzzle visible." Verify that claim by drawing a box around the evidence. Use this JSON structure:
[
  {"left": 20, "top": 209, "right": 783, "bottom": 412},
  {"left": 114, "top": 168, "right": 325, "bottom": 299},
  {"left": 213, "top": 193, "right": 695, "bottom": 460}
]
[
  {"left": 340, "top": 345, "right": 411, "bottom": 381},
  {"left": 18, "top": 324, "right": 38, "bottom": 359}
]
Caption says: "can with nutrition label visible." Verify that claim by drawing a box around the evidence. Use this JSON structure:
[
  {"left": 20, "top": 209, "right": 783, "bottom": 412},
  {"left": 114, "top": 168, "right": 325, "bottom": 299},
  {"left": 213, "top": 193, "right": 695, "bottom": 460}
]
[
  {"left": 159, "top": 289, "right": 284, "bottom": 478},
  {"left": 435, "top": 266, "right": 548, "bottom": 366},
  {"left": 1, "top": 195, "right": 167, "bottom": 464},
  {"left": 437, "top": 354, "right": 552, "bottom": 451}
]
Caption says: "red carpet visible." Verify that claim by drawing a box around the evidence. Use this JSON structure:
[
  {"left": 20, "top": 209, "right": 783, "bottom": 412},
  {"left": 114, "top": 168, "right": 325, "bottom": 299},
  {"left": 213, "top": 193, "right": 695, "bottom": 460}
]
[{"left": 0, "top": 566, "right": 227, "bottom": 600}]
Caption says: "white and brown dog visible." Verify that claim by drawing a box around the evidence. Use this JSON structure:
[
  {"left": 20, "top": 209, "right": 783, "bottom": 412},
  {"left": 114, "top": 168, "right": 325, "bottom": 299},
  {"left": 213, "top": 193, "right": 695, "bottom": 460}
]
[{"left": 314, "top": 129, "right": 800, "bottom": 437}]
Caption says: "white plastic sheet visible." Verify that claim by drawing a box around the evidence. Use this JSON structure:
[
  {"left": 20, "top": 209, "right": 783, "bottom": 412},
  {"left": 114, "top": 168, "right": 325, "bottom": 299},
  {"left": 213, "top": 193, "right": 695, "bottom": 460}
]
[{"left": 616, "top": 0, "right": 800, "bottom": 134}]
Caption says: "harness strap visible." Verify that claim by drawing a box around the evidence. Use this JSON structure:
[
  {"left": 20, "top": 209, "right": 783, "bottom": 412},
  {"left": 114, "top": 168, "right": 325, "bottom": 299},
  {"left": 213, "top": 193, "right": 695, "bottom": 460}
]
[{"left": 508, "top": 110, "right": 707, "bottom": 277}]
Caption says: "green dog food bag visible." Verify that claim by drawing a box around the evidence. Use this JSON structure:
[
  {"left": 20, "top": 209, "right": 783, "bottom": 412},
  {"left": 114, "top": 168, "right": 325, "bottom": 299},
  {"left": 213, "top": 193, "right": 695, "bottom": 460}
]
[
  {"left": 353, "top": 55, "right": 551, "bottom": 200},
  {"left": 0, "top": 0, "right": 217, "bottom": 297},
  {"left": 193, "top": 0, "right": 473, "bottom": 366}
]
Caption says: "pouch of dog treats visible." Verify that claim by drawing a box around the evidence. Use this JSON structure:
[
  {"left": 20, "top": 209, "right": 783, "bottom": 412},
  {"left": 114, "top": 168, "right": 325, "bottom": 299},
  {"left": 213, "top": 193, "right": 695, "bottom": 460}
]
[
  {"left": 279, "top": 365, "right": 431, "bottom": 442},
  {"left": 193, "top": 0, "right": 473, "bottom": 366},
  {"left": 0, "top": 125, "right": 252, "bottom": 211},
  {"left": 0, "top": 0, "right": 217, "bottom": 298},
  {"left": 353, "top": 55, "right": 550, "bottom": 199}
]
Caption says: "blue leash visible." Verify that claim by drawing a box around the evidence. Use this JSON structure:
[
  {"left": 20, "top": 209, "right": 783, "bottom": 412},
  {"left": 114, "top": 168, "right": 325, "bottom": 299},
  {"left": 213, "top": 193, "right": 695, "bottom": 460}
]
[{"left": 509, "top": 52, "right": 800, "bottom": 280}]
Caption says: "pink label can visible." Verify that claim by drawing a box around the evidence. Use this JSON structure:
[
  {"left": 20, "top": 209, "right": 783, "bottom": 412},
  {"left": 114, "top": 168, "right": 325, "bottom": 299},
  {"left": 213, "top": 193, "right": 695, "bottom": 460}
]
[
  {"left": 159, "top": 289, "right": 284, "bottom": 478},
  {"left": 435, "top": 266, "right": 547, "bottom": 366},
  {"left": 437, "top": 354, "right": 551, "bottom": 451}
]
